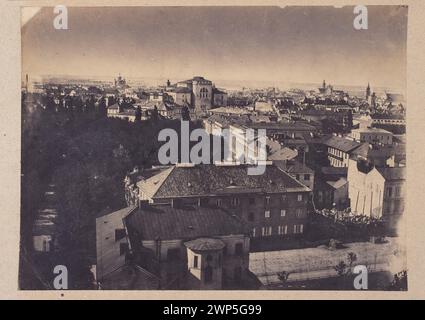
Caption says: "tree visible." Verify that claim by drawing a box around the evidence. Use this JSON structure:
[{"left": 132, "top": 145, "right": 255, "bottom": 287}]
[
  {"left": 135, "top": 106, "right": 142, "bottom": 122},
  {"left": 181, "top": 105, "right": 190, "bottom": 121},
  {"left": 277, "top": 271, "right": 291, "bottom": 287},
  {"left": 334, "top": 260, "right": 347, "bottom": 277},
  {"left": 151, "top": 105, "right": 159, "bottom": 122}
]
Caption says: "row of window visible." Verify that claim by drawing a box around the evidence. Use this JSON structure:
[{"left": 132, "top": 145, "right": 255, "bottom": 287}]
[
  {"left": 252, "top": 224, "right": 304, "bottom": 237},
  {"left": 221, "top": 194, "right": 304, "bottom": 207},
  {"left": 262, "top": 208, "right": 304, "bottom": 219}
]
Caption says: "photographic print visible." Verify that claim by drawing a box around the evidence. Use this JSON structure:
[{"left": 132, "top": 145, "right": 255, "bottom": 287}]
[{"left": 19, "top": 5, "right": 407, "bottom": 291}]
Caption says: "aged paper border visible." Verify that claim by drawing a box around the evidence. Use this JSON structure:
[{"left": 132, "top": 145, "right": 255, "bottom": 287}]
[{"left": 1, "top": 0, "right": 424, "bottom": 300}]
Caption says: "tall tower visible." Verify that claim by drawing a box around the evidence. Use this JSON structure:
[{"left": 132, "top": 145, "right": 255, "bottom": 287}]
[{"left": 366, "top": 83, "right": 371, "bottom": 99}]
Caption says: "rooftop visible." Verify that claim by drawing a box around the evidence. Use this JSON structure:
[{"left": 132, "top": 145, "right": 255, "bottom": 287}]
[
  {"left": 185, "top": 238, "right": 226, "bottom": 251},
  {"left": 323, "top": 136, "right": 361, "bottom": 153},
  {"left": 137, "top": 164, "right": 311, "bottom": 200},
  {"left": 96, "top": 206, "right": 137, "bottom": 280},
  {"left": 125, "top": 204, "right": 248, "bottom": 241}
]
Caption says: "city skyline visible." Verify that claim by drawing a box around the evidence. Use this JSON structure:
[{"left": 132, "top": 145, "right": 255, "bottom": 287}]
[{"left": 22, "top": 6, "right": 407, "bottom": 90}]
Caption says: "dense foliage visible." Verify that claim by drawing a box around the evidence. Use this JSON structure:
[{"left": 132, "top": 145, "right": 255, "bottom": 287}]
[{"left": 21, "top": 102, "right": 201, "bottom": 288}]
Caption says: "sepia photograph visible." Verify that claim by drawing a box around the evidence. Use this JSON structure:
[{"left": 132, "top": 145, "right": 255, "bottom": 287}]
[{"left": 19, "top": 5, "right": 407, "bottom": 291}]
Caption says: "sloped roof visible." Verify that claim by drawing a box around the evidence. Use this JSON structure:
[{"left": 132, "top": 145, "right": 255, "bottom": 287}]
[
  {"left": 326, "top": 177, "right": 348, "bottom": 189},
  {"left": 323, "top": 136, "right": 361, "bottom": 153},
  {"left": 185, "top": 238, "right": 226, "bottom": 251},
  {"left": 125, "top": 204, "right": 248, "bottom": 241},
  {"left": 137, "top": 164, "right": 310, "bottom": 200},
  {"left": 137, "top": 166, "right": 174, "bottom": 199},
  {"left": 268, "top": 147, "right": 298, "bottom": 161},
  {"left": 96, "top": 206, "right": 137, "bottom": 280},
  {"left": 274, "top": 160, "right": 314, "bottom": 174}
]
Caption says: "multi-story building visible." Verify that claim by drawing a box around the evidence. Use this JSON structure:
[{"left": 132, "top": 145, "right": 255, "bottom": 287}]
[
  {"left": 371, "top": 114, "right": 406, "bottom": 126},
  {"left": 347, "top": 158, "right": 405, "bottom": 232},
  {"left": 135, "top": 164, "right": 311, "bottom": 243},
  {"left": 350, "top": 127, "right": 393, "bottom": 145},
  {"left": 323, "top": 135, "right": 361, "bottom": 167},
  {"left": 165, "top": 76, "right": 228, "bottom": 114},
  {"left": 95, "top": 203, "right": 257, "bottom": 290}
]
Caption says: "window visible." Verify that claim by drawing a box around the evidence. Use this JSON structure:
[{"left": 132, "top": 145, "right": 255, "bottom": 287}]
[
  {"left": 297, "top": 194, "right": 303, "bottom": 202},
  {"left": 231, "top": 197, "right": 240, "bottom": 207},
  {"left": 304, "top": 174, "right": 310, "bottom": 181},
  {"left": 218, "top": 254, "right": 222, "bottom": 267},
  {"left": 120, "top": 243, "right": 129, "bottom": 256},
  {"left": 42, "top": 239, "right": 49, "bottom": 252},
  {"left": 216, "top": 198, "right": 222, "bottom": 206},
  {"left": 265, "top": 196, "right": 270, "bottom": 205},
  {"left": 262, "top": 226, "right": 272, "bottom": 236},
  {"left": 252, "top": 228, "right": 256, "bottom": 237},
  {"left": 296, "top": 208, "right": 303, "bottom": 218},
  {"left": 278, "top": 225, "right": 288, "bottom": 235},
  {"left": 387, "top": 187, "right": 393, "bottom": 198},
  {"left": 235, "top": 243, "right": 243, "bottom": 256},
  {"left": 293, "top": 224, "right": 304, "bottom": 234},
  {"left": 248, "top": 212, "right": 255, "bottom": 222},
  {"left": 280, "top": 209, "right": 286, "bottom": 217},
  {"left": 295, "top": 174, "right": 300, "bottom": 180},
  {"left": 115, "top": 228, "right": 126, "bottom": 241},
  {"left": 265, "top": 210, "right": 270, "bottom": 218},
  {"left": 194, "top": 255, "right": 199, "bottom": 268},
  {"left": 249, "top": 198, "right": 255, "bottom": 205}
]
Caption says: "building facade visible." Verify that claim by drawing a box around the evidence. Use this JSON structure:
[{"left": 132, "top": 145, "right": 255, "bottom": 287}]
[{"left": 135, "top": 164, "right": 311, "bottom": 243}]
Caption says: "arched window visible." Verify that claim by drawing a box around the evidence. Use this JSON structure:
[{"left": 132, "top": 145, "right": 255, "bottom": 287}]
[{"left": 200, "top": 88, "right": 208, "bottom": 98}]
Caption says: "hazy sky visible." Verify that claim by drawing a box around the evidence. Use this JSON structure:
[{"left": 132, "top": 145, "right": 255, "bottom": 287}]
[{"left": 22, "top": 6, "right": 408, "bottom": 88}]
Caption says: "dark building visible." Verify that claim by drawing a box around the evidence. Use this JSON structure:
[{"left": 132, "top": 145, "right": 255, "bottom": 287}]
[{"left": 134, "top": 164, "right": 311, "bottom": 244}]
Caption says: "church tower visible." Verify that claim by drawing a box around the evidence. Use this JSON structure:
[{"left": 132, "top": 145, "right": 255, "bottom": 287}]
[{"left": 366, "top": 83, "right": 371, "bottom": 99}]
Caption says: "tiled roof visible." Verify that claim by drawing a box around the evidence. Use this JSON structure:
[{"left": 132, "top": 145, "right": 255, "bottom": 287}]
[
  {"left": 137, "top": 166, "right": 174, "bottom": 199},
  {"left": 125, "top": 204, "right": 248, "bottom": 241},
  {"left": 323, "top": 136, "right": 361, "bottom": 153},
  {"left": 274, "top": 160, "right": 314, "bottom": 174},
  {"left": 185, "top": 238, "right": 226, "bottom": 251},
  {"left": 247, "top": 122, "right": 317, "bottom": 132},
  {"left": 138, "top": 164, "right": 310, "bottom": 200},
  {"left": 268, "top": 147, "right": 298, "bottom": 161}
]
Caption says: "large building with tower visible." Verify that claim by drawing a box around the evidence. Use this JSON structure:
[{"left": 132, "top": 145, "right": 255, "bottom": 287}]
[{"left": 165, "top": 76, "right": 228, "bottom": 115}]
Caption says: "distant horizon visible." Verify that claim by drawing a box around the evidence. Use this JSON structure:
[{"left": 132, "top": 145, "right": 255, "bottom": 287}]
[
  {"left": 25, "top": 73, "right": 405, "bottom": 94},
  {"left": 23, "top": 6, "right": 407, "bottom": 93}
]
